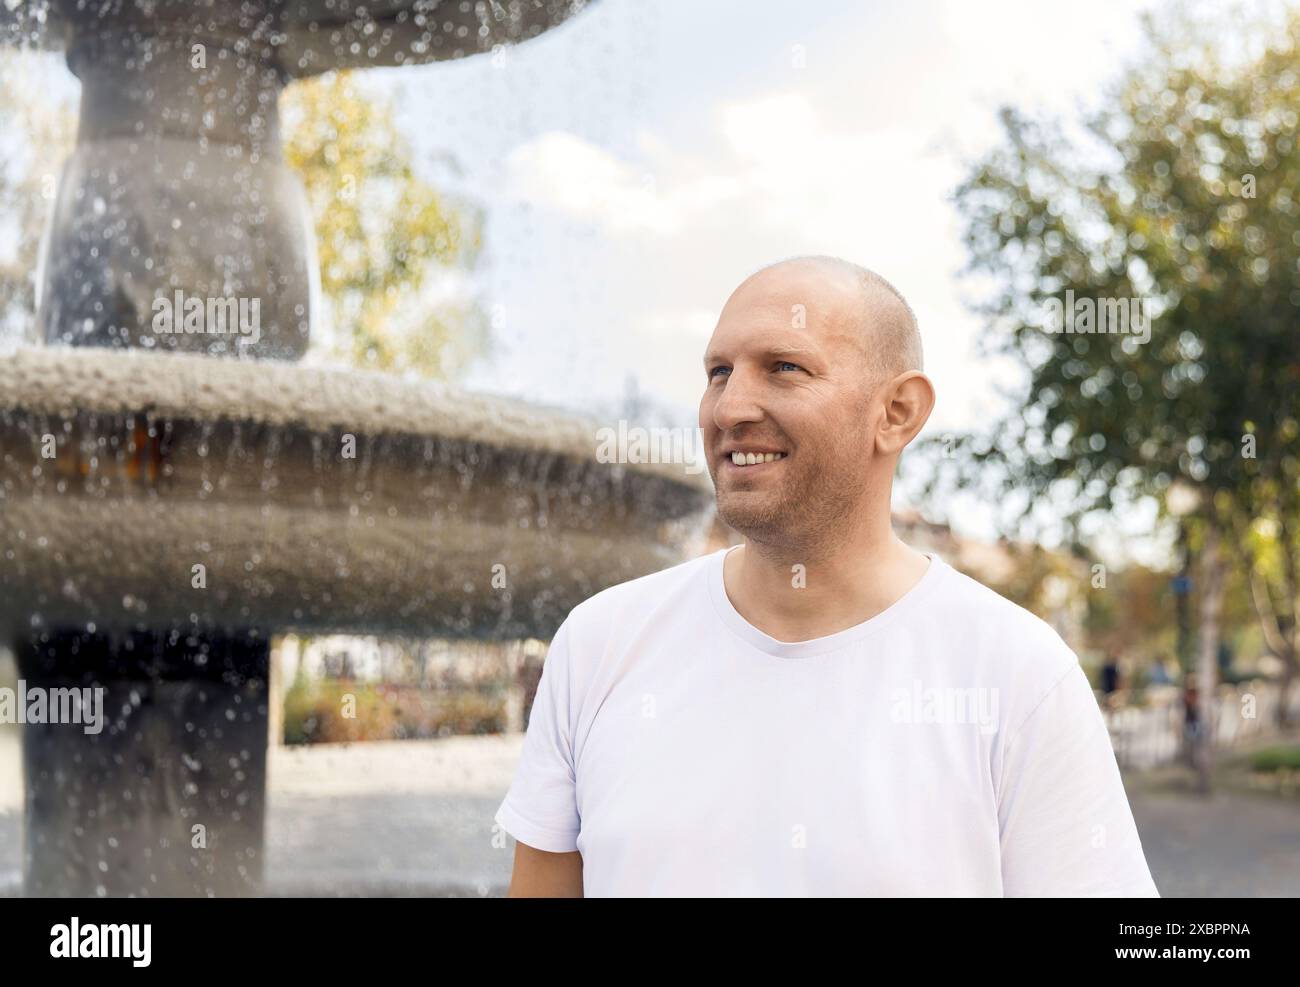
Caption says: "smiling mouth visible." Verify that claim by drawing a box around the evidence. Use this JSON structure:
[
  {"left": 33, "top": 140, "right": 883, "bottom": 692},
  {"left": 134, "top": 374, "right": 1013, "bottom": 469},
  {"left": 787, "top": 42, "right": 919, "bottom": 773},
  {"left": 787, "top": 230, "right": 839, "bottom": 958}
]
[{"left": 726, "top": 451, "right": 787, "bottom": 467}]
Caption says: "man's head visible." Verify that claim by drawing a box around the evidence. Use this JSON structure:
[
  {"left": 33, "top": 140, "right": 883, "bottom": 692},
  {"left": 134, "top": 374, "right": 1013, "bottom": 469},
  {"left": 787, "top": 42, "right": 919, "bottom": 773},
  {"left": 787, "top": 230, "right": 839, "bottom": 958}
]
[{"left": 699, "top": 255, "right": 934, "bottom": 548}]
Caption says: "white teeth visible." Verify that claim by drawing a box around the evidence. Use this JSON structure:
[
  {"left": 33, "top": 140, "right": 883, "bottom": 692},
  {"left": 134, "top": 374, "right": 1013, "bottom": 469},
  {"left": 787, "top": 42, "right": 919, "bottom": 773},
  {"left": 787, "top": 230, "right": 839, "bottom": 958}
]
[{"left": 729, "top": 451, "right": 786, "bottom": 466}]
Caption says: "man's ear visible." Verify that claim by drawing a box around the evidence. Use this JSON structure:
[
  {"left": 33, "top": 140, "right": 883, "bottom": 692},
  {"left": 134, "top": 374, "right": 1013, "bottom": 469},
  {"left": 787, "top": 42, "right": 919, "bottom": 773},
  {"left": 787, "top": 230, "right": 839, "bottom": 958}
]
[{"left": 875, "top": 371, "right": 935, "bottom": 456}]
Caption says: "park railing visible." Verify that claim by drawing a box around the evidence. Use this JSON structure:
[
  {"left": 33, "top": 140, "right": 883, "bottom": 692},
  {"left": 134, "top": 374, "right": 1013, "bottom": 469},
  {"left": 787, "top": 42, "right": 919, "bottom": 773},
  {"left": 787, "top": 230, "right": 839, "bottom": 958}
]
[{"left": 1102, "top": 680, "right": 1300, "bottom": 772}]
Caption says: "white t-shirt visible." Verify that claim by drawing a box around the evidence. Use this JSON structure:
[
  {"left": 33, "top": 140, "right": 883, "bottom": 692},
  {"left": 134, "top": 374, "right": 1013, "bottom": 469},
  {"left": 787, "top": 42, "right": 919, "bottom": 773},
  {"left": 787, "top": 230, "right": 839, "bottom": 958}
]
[{"left": 494, "top": 546, "right": 1160, "bottom": 897}]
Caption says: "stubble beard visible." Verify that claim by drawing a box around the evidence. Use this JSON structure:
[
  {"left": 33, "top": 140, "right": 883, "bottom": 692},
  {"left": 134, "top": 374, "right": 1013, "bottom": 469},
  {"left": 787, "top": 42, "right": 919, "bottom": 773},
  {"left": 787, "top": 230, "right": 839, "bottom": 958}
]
[{"left": 712, "top": 455, "right": 857, "bottom": 552}]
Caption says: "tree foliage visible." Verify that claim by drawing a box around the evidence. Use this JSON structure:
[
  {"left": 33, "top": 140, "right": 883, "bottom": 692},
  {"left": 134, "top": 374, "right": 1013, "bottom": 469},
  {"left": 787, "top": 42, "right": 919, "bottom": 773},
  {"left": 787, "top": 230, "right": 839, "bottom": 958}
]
[
  {"left": 939, "top": 6, "right": 1300, "bottom": 713},
  {"left": 938, "top": 8, "right": 1299, "bottom": 543},
  {"left": 282, "top": 69, "right": 488, "bottom": 377}
]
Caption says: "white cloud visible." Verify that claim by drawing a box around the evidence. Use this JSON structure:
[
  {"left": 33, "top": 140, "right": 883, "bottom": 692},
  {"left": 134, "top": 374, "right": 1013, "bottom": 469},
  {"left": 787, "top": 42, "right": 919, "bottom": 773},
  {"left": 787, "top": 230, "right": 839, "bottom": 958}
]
[
  {"left": 501, "top": 93, "right": 987, "bottom": 426},
  {"left": 505, "top": 132, "right": 688, "bottom": 235},
  {"left": 640, "top": 308, "right": 718, "bottom": 339},
  {"left": 505, "top": 93, "right": 941, "bottom": 246}
]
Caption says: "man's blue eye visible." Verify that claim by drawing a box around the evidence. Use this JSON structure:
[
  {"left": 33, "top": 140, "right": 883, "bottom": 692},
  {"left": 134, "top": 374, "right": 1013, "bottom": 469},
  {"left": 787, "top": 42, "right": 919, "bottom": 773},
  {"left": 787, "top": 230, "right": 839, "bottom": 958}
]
[
  {"left": 778, "top": 361, "right": 800, "bottom": 372},
  {"left": 709, "top": 366, "right": 730, "bottom": 378}
]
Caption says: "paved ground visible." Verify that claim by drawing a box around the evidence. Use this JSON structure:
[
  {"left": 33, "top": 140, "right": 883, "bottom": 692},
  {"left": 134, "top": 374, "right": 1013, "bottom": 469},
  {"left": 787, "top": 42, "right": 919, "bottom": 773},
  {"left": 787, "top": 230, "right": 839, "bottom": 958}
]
[
  {"left": 3, "top": 728, "right": 1298, "bottom": 896},
  {"left": 1130, "top": 788, "right": 1300, "bottom": 897},
  {"left": 262, "top": 736, "right": 522, "bottom": 896},
  {"left": 0, "top": 730, "right": 522, "bottom": 896},
  {"left": 1123, "top": 743, "right": 1300, "bottom": 898}
]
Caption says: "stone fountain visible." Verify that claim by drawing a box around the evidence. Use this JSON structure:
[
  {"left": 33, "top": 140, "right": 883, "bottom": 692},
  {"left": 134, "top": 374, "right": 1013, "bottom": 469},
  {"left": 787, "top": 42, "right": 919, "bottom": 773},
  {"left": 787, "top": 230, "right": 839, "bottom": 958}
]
[{"left": 0, "top": 0, "right": 713, "bottom": 896}]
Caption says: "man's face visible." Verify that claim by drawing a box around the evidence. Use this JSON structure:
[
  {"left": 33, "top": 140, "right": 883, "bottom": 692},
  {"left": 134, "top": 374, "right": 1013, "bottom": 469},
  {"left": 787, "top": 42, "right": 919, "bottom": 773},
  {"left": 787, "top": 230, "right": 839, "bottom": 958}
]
[{"left": 699, "top": 263, "right": 882, "bottom": 546}]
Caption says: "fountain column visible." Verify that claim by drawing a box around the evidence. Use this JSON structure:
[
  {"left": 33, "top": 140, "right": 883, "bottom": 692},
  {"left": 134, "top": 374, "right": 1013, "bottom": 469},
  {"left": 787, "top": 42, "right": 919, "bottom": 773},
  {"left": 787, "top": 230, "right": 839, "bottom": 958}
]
[
  {"left": 20, "top": 22, "right": 312, "bottom": 896},
  {"left": 18, "top": 631, "right": 269, "bottom": 897},
  {"left": 38, "top": 24, "right": 314, "bottom": 357}
]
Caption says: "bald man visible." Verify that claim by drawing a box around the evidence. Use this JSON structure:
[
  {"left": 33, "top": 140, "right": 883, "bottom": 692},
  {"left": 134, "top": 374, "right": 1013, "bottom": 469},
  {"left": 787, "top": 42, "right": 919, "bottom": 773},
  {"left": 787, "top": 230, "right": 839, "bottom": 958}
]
[{"left": 495, "top": 256, "right": 1159, "bottom": 898}]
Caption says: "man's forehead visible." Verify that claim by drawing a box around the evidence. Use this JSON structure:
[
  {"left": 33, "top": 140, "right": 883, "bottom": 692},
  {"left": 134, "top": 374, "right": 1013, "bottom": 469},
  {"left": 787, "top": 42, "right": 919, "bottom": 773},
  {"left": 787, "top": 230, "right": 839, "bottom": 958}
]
[
  {"left": 724, "top": 260, "right": 862, "bottom": 320},
  {"left": 704, "top": 256, "right": 920, "bottom": 378},
  {"left": 709, "top": 268, "right": 864, "bottom": 350}
]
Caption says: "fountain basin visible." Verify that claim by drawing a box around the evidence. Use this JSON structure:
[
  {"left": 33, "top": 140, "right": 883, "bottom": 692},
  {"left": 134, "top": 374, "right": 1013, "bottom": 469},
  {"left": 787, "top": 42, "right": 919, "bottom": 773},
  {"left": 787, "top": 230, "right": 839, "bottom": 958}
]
[{"left": 0, "top": 346, "right": 715, "bottom": 641}]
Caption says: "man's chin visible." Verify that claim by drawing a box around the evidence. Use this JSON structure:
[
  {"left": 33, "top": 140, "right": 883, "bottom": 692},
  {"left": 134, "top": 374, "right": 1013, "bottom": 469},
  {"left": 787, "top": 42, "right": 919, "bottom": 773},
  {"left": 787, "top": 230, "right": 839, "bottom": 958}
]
[{"left": 715, "top": 496, "right": 790, "bottom": 539}]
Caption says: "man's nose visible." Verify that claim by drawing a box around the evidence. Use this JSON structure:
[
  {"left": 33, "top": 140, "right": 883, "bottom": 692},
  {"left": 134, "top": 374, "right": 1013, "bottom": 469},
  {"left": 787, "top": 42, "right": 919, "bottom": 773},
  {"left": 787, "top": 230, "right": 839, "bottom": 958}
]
[{"left": 710, "top": 368, "right": 765, "bottom": 430}]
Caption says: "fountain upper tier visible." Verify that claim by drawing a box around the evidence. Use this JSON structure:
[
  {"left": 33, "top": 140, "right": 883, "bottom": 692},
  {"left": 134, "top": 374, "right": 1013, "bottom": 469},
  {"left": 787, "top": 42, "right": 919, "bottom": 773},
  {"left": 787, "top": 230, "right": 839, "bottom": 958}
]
[
  {"left": 1, "top": 1, "right": 592, "bottom": 74},
  {"left": 2, "top": 0, "right": 595, "bottom": 359},
  {"left": 0, "top": 346, "right": 714, "bottom": 640}
]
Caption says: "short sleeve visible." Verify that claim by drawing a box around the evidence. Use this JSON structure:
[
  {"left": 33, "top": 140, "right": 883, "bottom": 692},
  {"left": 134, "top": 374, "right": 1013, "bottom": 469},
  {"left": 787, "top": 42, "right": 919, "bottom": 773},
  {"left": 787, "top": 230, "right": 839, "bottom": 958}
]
[
  {"left": 493, "top": 620, "right": 581, "bottom": 853},
  {"left": 997, "top": 661, "right": 1160, "bottom": 897}
]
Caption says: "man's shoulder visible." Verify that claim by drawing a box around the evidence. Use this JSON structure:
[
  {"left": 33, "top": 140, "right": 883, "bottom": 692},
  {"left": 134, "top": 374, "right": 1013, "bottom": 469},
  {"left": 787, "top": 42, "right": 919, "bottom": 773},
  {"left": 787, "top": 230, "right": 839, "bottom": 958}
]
[
  {"left": 937, "top": 561, "right": 1061, "bottom": 631},
  {"left": 931, "top": 558, "right": 1080, "bottom": 671},
  {"left": 925, "top": 559, "right": 1098, "bottom": 742},
  {"left": 560, "top": 549, "right": 717, "bottom": 636}
]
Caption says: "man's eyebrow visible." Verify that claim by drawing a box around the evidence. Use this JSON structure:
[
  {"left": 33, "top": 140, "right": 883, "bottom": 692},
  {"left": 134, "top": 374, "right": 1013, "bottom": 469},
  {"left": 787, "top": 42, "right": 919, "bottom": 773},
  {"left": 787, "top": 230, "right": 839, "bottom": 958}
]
[
  {"left": 768, "top": 344, "right": 817, "bottom": 359},
  {"left": 704, "top": 343, "right": 818, "bottom": 368}
]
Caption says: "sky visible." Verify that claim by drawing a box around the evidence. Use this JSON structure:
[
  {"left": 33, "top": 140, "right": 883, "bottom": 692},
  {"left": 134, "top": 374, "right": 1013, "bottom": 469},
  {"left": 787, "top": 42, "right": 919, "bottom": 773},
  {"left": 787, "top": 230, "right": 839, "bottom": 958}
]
[{"left": 387, "top": 0, "right": 1155, "bottom": 426}]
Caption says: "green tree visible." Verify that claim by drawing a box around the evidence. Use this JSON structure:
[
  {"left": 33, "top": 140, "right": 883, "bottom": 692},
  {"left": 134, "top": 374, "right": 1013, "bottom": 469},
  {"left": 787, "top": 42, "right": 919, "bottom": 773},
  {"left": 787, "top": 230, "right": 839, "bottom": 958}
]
[
  {"left": 937, "top": 7, "right": 1300, "bottom": 773},
  {"left": 282, "top": 70, "right": 488, "bottom": 378}
]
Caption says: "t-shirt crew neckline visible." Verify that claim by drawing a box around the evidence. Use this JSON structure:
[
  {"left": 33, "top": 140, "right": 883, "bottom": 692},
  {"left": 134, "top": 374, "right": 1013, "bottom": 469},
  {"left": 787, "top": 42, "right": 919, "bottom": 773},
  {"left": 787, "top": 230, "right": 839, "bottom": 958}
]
[{"left": 708, "top": 544, "right": 951, "bottom": 659}]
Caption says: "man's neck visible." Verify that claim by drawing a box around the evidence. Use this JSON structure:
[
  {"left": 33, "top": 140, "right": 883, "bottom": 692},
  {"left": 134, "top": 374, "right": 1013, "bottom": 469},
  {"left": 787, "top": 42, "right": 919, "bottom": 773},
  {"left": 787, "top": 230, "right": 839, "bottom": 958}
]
[{"left": 722, "top": 524, "right": 932, "bottom": 644}]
